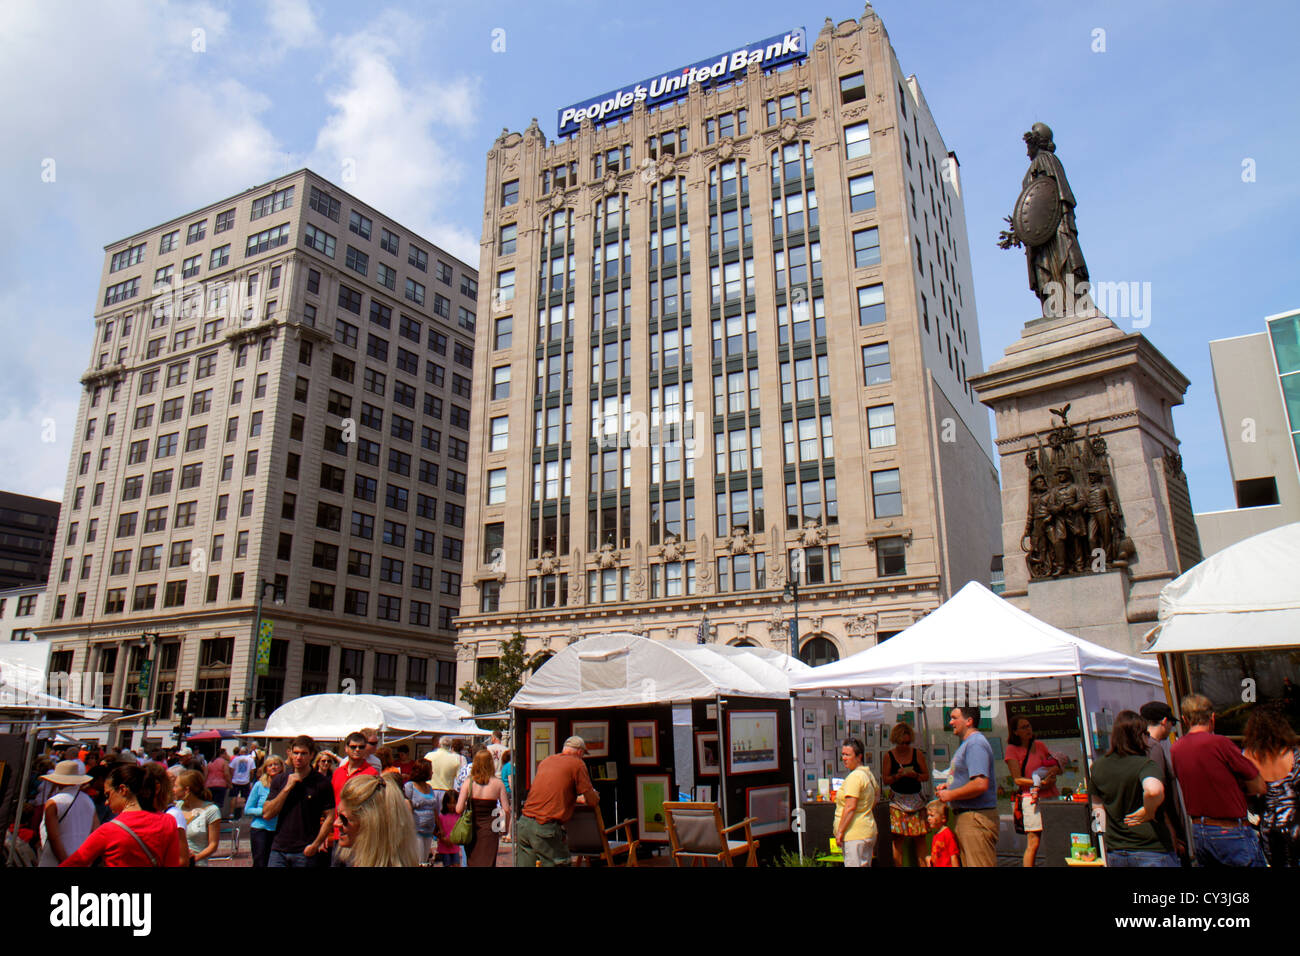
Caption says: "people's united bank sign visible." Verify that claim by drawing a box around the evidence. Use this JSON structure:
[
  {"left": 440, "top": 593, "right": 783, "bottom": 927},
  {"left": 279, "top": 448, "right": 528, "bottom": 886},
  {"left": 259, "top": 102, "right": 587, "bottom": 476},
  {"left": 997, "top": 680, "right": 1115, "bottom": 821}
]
[{"left": 557, "top": 27, "right": 807, "bottom": 138}]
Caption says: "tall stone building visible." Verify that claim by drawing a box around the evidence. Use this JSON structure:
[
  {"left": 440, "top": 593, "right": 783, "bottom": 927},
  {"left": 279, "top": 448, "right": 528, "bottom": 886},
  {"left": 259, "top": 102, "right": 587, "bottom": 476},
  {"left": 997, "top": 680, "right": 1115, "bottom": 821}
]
[
  {"left": 38, "top": 170, "right": 477, "bottom": 746},
  {"left": 456, "top": 8, "right": 1000, "bottom": 686},
  {"left": 0, "top": 491, "right": 60, "bottom": 589}
]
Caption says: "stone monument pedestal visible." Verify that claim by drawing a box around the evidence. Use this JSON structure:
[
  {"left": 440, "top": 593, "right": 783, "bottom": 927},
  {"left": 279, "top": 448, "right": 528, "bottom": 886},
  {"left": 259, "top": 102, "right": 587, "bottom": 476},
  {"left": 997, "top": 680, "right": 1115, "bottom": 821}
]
[{"left": 970, "top": 310, "right": 1202, "bottom": 654}]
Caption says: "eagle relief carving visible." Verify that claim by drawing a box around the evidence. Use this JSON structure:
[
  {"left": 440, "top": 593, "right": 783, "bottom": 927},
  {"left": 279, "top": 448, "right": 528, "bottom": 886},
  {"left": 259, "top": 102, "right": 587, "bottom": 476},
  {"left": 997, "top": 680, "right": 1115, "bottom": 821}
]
[
  {"left": 657, "top": 534, "right": 684, "bottom": 563},
  {"left": 726, "top": 526, "right": 755, "bottom": 555},
  {"left": 537, "top": 550, "right": 559, "bottom": 576},
  {"left": 595, "top": 543, "right": 621, "bottom": 569},
  {"left": 796, "top": 520, "right": 828, "bottom": 548}
]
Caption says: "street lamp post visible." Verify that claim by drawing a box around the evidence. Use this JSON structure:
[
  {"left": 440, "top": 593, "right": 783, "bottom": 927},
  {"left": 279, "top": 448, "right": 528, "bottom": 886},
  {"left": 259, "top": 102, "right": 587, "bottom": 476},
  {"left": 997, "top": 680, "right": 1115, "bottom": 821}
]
[
  {"left": 240, "top": 579, "right": 279, "bottom": 736},
  {"left": 783, "top": 579, "right": 801, "bottom": 661},
  {"left": 137, "top": 631, "right": 160, "bottom": 748}
]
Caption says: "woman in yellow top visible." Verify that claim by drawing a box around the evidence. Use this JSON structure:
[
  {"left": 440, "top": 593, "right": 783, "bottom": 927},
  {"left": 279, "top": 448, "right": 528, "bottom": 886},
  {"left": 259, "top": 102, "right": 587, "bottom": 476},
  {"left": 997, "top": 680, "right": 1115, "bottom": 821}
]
[{"left": 834, "top": 738, "right": 879, "bottom": 867}]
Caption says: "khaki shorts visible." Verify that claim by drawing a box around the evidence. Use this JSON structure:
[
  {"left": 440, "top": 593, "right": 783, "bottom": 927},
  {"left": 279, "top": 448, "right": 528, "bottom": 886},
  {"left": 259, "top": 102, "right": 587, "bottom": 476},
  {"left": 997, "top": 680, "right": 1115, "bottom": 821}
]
[
  {"left": 953, "top": 808, "right": 1000, "bottom": 867},
  {"left": 843, "top": 837, "right": 876, "bottom": 867}
]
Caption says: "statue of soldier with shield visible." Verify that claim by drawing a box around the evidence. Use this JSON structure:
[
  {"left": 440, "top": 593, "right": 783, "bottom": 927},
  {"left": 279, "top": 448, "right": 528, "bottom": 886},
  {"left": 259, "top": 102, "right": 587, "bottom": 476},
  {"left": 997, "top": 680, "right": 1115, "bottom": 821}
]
[{"left": 998, "top": 123, "right": 1090, "bottom": 317}]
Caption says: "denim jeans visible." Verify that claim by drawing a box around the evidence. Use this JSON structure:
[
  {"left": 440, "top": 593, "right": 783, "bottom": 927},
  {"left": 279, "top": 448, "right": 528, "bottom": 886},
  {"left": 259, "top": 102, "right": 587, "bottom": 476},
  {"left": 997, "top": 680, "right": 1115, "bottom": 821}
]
[
  {"left": 1107, "top": 848, "right": 1179, "bottom": 867},
  {"left": 250, "top": 828, "right": 275, "bottom": 868},
  {"left": 268, "top": 850, "right": 310, "bottom": 868},
  {"left": 1193, "top": 823, "right": 1267, "bottom": 867}
]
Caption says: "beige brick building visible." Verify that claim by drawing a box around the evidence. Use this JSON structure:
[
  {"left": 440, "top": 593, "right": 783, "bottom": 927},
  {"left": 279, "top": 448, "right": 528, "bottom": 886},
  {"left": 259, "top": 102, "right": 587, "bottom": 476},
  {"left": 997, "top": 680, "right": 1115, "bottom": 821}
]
[
  {"left": 38, "top": 169, "right": 477, "bottom": 747},
  {"left": 456, "top": 10, "right": 1000, "bottom": 686}
]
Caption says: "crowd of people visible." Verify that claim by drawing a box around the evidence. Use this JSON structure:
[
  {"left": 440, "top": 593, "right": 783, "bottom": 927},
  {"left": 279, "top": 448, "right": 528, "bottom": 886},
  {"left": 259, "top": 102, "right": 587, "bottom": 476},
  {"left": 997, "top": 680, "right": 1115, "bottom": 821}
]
[
  {"left": 831, "top": 694, "right": 1298, "bottom": 868},
  {"left": 16, "top": 693, "right": 1297, "bottom": 868},
  {"left": 18, "top": 728, "right": 516, "bottom": 868}
]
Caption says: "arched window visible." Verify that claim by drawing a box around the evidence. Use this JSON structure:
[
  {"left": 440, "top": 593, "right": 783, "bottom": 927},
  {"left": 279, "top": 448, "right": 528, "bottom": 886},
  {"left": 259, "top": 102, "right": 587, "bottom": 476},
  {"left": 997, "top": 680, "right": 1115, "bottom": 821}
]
[
  {"left": 728, "top": 638, "right": 758, "bottom": 648},
  {"left": 529, "top": 650, "right": 556, "bottom": 674},
  {"left": 799, "top": 636, "right": 839, "bottom": 667}
]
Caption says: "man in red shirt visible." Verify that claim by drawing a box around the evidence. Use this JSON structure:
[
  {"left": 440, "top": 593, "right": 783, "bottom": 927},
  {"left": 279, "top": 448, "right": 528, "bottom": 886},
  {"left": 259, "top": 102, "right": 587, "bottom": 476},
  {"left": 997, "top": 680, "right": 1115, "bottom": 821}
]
[
  {"left": 1170, "top": 693, "right": 1266, "bottom": 867},
  {"left": 331, "top": 732, "right": 380, "bottom": 854},
  {"left": 517, "top": 735, "right": 599, "bottom": 866}
]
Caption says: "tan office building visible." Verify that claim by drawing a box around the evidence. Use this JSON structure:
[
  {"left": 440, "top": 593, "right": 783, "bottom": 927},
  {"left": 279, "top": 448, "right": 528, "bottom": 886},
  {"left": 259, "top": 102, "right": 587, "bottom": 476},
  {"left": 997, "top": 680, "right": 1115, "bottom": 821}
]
[
  {"left": 1194, "top": 308, "right": 1300, "bottom": 554},
  {"left": 455, "top": 10, "right": 1000, "bottom": 684},
  {"left": 38, "top": 169, "right": 478, "bottom": 746}
]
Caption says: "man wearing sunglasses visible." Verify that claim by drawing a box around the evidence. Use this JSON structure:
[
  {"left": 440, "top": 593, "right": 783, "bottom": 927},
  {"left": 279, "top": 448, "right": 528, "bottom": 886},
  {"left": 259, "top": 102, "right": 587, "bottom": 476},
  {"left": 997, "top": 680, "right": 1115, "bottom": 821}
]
[
  {"left": 332, "top": 732, "right": 381, "bottom": 848},
  {"left": 263, "top": 735, "right": 336, "bottom": 868},
  {"left": 360, "top": 727, "right": 384, "bottom": 770}
]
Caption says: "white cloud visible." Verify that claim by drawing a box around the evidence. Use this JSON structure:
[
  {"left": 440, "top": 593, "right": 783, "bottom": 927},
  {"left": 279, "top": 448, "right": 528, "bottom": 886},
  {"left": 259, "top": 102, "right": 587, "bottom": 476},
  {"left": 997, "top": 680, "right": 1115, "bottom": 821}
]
[
  {"left": 309, "top": 12, "right": 482, "bottom": 266},
  {"left": 0, "top": 1, "right": 290, "bottom": 498},
  {"left": 266, "top": 0, "right": 323, "bottom": 53}
]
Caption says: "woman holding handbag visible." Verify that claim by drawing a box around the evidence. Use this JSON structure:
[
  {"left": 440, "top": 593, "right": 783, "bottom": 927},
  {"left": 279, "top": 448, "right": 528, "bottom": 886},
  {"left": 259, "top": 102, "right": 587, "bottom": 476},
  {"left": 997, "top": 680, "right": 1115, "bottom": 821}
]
[
  {"left": 883, "top": 722, "right": 929, "bottom": 866},
  {"left": 60, "top": 764, "right": 182, "bottom": 867},
  {"left": 1005, "top": 716, "right": 1060, "bottom": 868},
  {"left": 456, "top": 748, "right": 509, "bottom": 867}
]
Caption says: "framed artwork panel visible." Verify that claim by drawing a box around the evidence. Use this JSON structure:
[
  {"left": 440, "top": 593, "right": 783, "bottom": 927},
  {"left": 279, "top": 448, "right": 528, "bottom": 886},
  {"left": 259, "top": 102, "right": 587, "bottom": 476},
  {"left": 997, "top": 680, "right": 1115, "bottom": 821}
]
[
  {"left": 628, "top": 719, "right": 659, "bottom": 765},
  {"left": 527, "top": 719, "right": 556, "bottom": 789},
  {"left": 746, "top": 784, "right": 792, "bottom": 836},
  {"left": 570, "top": 720, "right": 609, "bottom": 758},
  {"left": 637, "top": 774, "right": 671, "bottom": 842},
  {"left": 727, "top": 709, "right": 780, "bottom": 775},
  {"left": 695, "top": 731, "right": 720, "bottom": 775}
]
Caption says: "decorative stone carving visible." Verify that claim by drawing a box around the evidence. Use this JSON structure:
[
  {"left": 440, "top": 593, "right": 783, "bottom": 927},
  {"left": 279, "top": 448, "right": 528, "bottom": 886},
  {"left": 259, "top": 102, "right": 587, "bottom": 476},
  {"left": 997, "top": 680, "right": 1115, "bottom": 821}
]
[
  {"left": 726, "top": 526, "right": 755, "bottom": 555},
  {"left": 657, "top": 534, "right": 684, "bottom": 563},
  {"left": 847, "top": 612, "right": 876, "bottom": 639},
  {"left": 548, "top": 191, "right": 565, "bottom": 211},
  {"left": 657, "top": 157, "right": 676, "bottom": 179},
  {"left": 766, "top": 609, "right": 788, "bottom": 644},
  {"left": 780, "top": 119, "right": 798, "bottom": 143},
  {"left": 718, "top": 139, "right": 735, "bottom": 161},
  {"left": 569, "top": 550, "right": 585, "bottom": 599},
  {"left": 540, "top": 634, "right": 552, "bottom": 648},
  {"left": 566, "top": 624, "right": 583, "bottom": 646},
  {"left": 695, "top": 534, "right": 713, "bottom": 593},
  {"left": 602, "top": 172, "right": 619, "bottom": 195},
  {"left": 795, "top": 520, "right": 828, "bottom": 548},
  {"left": 808, "top": 615, "right": 824, "bottom": 634},
  {"left": 1164, "top": 451, "right": 1185, "bottom": 480},
  {"left": 628, "top": 619, "right": 647, "bottom": 636},
  {"left": 631, "top": 542, "right": 646, "bottom": 600},
  {"left": 595, "top": 543, "right": 621, "bottom": 569},
  {"left": 538, "top": 550, "right": 559, "bottom": 576},
  {"left": 768, "top": 549, "right": 787, "bottom": 588},
  {"left": 455, "top": 642, "right": 476, "bottom": 663}
]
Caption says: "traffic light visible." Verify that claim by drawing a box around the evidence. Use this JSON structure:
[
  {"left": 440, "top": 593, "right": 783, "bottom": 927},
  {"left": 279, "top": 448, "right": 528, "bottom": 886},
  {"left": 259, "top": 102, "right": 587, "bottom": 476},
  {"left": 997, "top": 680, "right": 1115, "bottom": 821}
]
[{"left": 172, "top": 690, "right": 194, "bottom": 742}]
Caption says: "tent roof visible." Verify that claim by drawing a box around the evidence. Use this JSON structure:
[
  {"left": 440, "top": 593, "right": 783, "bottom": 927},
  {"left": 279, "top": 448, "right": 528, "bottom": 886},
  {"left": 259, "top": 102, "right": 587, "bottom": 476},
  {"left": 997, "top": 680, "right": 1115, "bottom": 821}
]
[
  {"left": 1147, "top": 522, "right": 1300, "bottom": 653},
  {"left": 0, "top": 654, "right": 116, "bottom": 719},
  {"left": 511, "top": 634, "right": 811, "bottom": 710},
  {"left": 789, "top": 581, "right": 1161, "bottom": 694},
  {"left": 259, "top": 694, "right": 491, "bottom": 739}
]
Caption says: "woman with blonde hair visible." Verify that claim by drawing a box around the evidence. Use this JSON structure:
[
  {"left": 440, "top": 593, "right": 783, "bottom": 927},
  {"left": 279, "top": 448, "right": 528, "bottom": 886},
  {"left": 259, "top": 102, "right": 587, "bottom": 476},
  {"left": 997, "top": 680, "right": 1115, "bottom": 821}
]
[
  {"left": 882, "top": 722, "right": 929, "bottom": 866},
  {"left": 457, "top": 747, "right": 509, "bottom": 867},
  {"left": 334, "top": 773, "right": 420, "bottom": 867},
  {"left": 174, "top": 769, "right": 221, "bottom": 866},
  {"left": 244, "top": 755, "right": 284, "bottom": 868}
]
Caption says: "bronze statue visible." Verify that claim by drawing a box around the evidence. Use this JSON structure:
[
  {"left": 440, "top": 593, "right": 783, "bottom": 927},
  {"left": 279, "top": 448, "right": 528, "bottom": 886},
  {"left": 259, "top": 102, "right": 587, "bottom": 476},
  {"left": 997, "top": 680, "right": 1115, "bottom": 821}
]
[
  {"left": 997, "top": 123, "right": 1090, "bottom": 317},
  {"left": 1085, "top": 470, "right": 1120, "bottom": 561},
  {"left": 1022, "top": 473, "right": 1053, "bottom": 578},
  {"left": 1047, "top": 466, "right": 1087, "bottom": 575}
]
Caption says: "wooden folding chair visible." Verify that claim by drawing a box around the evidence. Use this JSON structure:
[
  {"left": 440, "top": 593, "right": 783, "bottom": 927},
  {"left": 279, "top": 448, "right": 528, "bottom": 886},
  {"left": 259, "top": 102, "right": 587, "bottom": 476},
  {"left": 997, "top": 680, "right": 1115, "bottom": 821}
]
[
  {"left": 662, "top": 801, "right": 758, "bottom": 866},
  {"left": 565, "top": 804, "right": 640, "bottom": 866}
]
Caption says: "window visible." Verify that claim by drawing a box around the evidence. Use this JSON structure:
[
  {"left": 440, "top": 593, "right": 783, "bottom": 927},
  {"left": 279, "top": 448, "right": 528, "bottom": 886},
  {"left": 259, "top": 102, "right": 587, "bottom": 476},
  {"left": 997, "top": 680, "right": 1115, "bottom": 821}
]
[
  {"left": 840, "top": 72, "right": 866, "bottom": 103},
  {"left": 363, "top": 367, "right": 386, "bottom": 395},
  {"left": 453, "top": 343, "right": 473, "bottom": 369},
  {"left": 308, "top": 581, "right": 336, "bottom": 611},
  {"left": 149, "top": 469, "right": 172, "bottom": 496},
  {"left": 351, "top": 511, "right": 374, "bottom": 539},
  {"left": 495, "top": 269, "right": 515, "bottom": 305},
  {"left": 209, "top": 245, "right": 230, "bottom": 269},
  {"left": 133, "top": 584, "right": 157, "bottom": 611},
  {"left": 186, "top": 221, "right": 206, "bottom": 244},
  {"left": 169, "top": 539, "right": 192, "bottom": 568},
  {"left": 409, "top": 245, "right": 428, "bottom": 272},
  {"left": 235, "top": 530, "right": 249, "bottom": 557},
  {"left": 405, "top": 278, "right": 425, "bottom": 306},
  {"left": 863, "top": 342, "right": 891, "bottom": 385},
  {"left": 877, "top": 536, "right": 906, "bottom": 576},
  {"left": 316, "top": 502, "right": 342, "bottom": 531},
  {"left": 428, "top": 329, "right": 447, "bottom": 355},
  {"left": 367, "top": 333, "right": 389, "bottom": 362},
  {"left": 491, "top": 365, "right": 510, "bottom": 400},
  {"left": 375, "top": 261, "right": 397, "bottom": 291},
  {"left": 348, "top": 209, "right": 372, "bottom": 240},
  {"left": 309, "top": 185, "right": 341, "bottom": 221},
  {"left": 348, "top": 549, "right": 372, "bottom": 577},
  {"left": 160, "top": 230, "right": 178, "bottom": 253},
  {"left": 305, "top": 224, "right": 336, "bottom": 257},
  {"left": 338, "top": 284, "right": 363, "bottom": 314},
  {"left": 345, "top": 245, "right": 369, "bottom": 276},
  {"left": 853, "top": 228, "right": 881, "bottom": 268},
  {"left": 844, "top": 121, "right": 871, "bottom": 160},
  {"left": 155, "top": 432, "right": 178, "bottom": 458},
  {"left": 501, "top": 179, "right": 519, "bottom": 206},
  {"left": 244, "top": 449, "right": 258, "bottom": 476},
  {"left": 181, "top": 462, "right": 202, "bottom": 489},
  {"left": 380, "top": 556, "right": 404, "bottom": 583},
  {"left": 858, "top": 284, "right": 885, "bottom": 326},
  {"left": 250, "top": 186, "right": 293, "bottom": 219},
  {"left": 486, "top": 469, "right": 507, "bottom": 505},
  {"left": 380, "top": 227, "right": 400, "bottom": 255},
  {"left": 312, "top": 541, "right": 339, "bottom": 571},
  {"left": 849, "top": 173, "right": 876, "bottom": 212},
  {"left": 191, "top": 389, "right": 213, "bottom": 415},
  {"left": 488, "top": 415, "right": 509, "bottom": 452},
  {"left": 344, "top": 589, "right": 369, "bottom": 616},
  {"left": 872, "top": 469, "right": 902, "bottom": 518},
  {"left": 255, "top": 373, "right": 268, "bottom": 398},
  {"left": 499, "top": 223, "right": 517, "bottom": 255},
  {"left": 175, "top": 501, "right": 197, "bottom": 527},
  {"left": 335, "top": 318, "right": 359, "bottom": 348},
  {"left": 246, "top": 223, "right": 290, "bottom": 256},
  {"left": 493, "top": 316, "right": 512, "bottom": 350},
  {"left": 165, "top": 361, "right": 188, "bottom": 388},
  {"left": 184, "top": 425, "right": 207, "bottom": 452},
  {"left": 867, "top": 404, "right": 897, "bottom": 448},
  {"left": 398, "top": 313, "right": 420, "bottom": 343},
  {"left": 104, "top": 278, "right": 140, "bottom": 305}
]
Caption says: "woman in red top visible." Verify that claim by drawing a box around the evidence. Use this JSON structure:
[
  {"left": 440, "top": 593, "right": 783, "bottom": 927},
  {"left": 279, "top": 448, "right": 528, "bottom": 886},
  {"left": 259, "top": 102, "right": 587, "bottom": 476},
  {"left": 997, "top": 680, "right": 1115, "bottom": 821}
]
[{"left": 61, "top": 764, "right": 182, "bottom": 867}]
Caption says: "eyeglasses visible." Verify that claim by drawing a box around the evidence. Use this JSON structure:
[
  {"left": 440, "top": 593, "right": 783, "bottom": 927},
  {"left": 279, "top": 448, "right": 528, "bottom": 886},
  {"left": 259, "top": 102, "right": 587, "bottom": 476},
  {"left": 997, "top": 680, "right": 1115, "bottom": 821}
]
[
  {"left": 346, "top": 744, "right": 366, "bottom": 751},
  {"left": 337, "top": 811, "right": 352, "bottom": 827}
]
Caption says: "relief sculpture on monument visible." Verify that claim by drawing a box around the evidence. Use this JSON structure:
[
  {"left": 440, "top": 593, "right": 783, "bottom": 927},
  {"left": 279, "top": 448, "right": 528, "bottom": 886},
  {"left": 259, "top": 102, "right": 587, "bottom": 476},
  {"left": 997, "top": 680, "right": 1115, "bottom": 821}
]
[{"left": 1021, "top": 405, "right": 1134, "bottom": 580}]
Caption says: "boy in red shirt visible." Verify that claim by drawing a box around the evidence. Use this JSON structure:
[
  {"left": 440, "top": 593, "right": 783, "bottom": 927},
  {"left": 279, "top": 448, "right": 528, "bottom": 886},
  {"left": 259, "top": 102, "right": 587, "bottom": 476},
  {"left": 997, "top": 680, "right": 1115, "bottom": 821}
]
[{"left": 925, "top": 800, "right": 960, "bottom": 867}]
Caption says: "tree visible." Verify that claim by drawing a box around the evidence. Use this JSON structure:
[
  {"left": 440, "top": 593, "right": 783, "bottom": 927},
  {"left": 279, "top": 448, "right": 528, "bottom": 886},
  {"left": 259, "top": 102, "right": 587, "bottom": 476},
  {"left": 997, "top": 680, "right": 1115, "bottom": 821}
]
[{"left": 458, "top": 633, "right": 547, "bottom": 729}]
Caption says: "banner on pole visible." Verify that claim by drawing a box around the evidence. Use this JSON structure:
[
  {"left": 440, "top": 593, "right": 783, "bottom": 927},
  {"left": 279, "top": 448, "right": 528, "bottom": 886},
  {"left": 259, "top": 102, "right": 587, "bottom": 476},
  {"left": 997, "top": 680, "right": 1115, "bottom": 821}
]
[{"left": 255, "top": 620, "right": 273, "bottom": 676}]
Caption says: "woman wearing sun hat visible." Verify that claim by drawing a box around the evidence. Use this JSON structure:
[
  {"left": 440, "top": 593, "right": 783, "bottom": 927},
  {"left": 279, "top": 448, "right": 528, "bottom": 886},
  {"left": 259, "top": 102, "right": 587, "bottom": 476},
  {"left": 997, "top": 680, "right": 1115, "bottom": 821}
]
[{"left": 38, "top": 760, "right": 97, "bottom": 866}]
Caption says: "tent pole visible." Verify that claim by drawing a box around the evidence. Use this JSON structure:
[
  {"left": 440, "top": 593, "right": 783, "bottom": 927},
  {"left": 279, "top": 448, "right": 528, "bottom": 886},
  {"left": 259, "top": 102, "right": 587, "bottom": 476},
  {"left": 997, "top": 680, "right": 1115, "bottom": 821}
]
[
  {"left": 509, "top": 706, "right": 517, "bottom": 869},
  {"left": 9, "top": 721, "right": 38, "bottom": 849},
  {"left": 1073, "top": 674, "right": 1103, "bottom": 864},
  {"left": 716, "top": 693, "right": 727, "bottom": 825},
  {"left": 788, "top": 691, "right": 803, "bottom": 860}
]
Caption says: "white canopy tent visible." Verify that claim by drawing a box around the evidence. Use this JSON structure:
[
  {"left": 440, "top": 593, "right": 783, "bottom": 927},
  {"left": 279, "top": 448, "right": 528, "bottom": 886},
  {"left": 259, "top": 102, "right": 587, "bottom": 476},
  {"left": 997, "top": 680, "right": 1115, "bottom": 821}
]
[
  {"left": 1145, "top": 521, "right": 1300, "bottom": 654},
  {"left": 511, "top": 634, "right": 812, "bottom": 709},
  {"left": 790, "top": 581, "right": 1161, "bottom": 696},
  {"left": 257, "top": 694, "right": 492, "bottom": 740}
]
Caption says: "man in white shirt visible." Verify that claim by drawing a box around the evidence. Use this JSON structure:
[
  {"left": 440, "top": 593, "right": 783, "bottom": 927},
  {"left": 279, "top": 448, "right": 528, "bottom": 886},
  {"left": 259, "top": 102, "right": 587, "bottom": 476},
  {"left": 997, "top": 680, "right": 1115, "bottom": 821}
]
[
  {"left": 486, "top": 731, "right": 507, "bottom": 777},
  {"left": 229, "top": 746, "right": 258, "bottom": 817}
]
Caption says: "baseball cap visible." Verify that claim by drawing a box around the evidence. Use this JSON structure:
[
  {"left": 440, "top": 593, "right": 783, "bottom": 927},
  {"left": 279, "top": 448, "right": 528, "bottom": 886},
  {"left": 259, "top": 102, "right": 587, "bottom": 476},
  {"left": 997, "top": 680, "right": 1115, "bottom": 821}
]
[{"left": 563, "top": 735, "right": 587, "bottom": 752}]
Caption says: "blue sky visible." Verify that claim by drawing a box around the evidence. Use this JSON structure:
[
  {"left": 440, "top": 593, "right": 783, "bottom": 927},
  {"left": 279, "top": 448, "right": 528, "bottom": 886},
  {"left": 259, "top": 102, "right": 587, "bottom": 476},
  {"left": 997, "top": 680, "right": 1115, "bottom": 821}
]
[{"left": 2, "top": 0, "right": 1297, "bottom": 516}]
